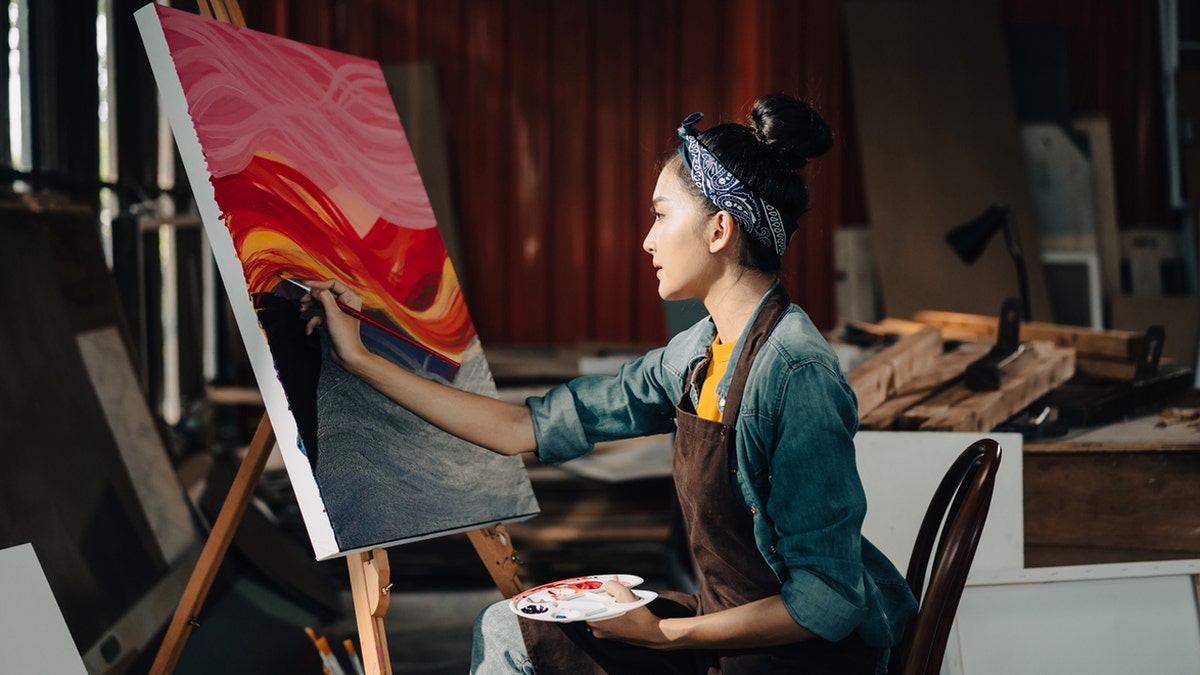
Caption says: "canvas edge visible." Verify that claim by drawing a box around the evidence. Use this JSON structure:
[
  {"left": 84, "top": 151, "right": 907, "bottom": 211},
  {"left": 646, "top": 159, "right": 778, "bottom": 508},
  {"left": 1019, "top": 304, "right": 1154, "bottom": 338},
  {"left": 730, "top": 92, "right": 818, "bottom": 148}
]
[
  {"left": 318, "top": 511, "right": 541, "bottom": 562},
  {"left": 134, "top": 4, "right": 340, "bottom": 560}
]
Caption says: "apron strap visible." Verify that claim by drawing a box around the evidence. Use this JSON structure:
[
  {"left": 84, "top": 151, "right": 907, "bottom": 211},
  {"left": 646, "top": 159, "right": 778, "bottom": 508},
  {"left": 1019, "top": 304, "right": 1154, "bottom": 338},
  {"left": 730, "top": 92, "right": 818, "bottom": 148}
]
[{"left": 719, "top": 285, "right": 791, "bottom": 429}]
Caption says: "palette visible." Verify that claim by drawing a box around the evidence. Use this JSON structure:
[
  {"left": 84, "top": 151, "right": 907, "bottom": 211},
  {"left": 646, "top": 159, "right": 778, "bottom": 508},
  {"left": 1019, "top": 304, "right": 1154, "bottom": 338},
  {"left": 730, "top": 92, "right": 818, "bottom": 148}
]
[{"left": 510, "top": 574, "right": 657, "bottom": 623}]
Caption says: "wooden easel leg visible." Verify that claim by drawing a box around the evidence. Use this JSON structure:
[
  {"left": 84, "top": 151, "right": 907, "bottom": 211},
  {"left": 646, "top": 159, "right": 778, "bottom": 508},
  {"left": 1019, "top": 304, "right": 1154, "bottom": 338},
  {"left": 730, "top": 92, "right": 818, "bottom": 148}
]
[
  {"left": 151, "top": 6, "right": 521, "bottom": 673},
  {"left": 467, "top": 524, "right": 524, "bottom": 598},
  {"left": 150, "top": 414, "right": 276, "bottom": 675},
  {"left": 347, "top": 549, "right": 393, "bottom": 674},
  {"left": 196, "top": 0, "right": 246, "bottom": 26}
]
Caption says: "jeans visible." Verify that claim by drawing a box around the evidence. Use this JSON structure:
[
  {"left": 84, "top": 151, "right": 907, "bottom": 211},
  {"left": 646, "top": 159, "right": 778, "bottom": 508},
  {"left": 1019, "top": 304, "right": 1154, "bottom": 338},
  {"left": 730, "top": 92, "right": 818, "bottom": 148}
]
[{"left": 471, "top": 600, "right": 533, "bottom": 674}]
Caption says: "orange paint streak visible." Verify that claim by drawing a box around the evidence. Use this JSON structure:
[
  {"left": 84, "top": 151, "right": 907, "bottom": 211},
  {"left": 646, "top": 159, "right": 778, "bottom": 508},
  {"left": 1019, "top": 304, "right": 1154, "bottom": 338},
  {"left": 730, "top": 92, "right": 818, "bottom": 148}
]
[{"left": 216, "top": 154, "right": 475, "bottom": 360}]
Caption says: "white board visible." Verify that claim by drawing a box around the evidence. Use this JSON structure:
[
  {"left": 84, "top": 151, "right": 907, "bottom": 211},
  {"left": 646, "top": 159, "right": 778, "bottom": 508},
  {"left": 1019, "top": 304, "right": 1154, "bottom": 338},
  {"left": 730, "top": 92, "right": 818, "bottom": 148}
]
[
  {"left": 0, "top": 544, "right": 88, "bottom": 675},
  {"left": 955, "top": 571, "right": 1200, "bottom": 674},
  {"left": 856, "top": 431, "right": 1025, "bottom": 577}
]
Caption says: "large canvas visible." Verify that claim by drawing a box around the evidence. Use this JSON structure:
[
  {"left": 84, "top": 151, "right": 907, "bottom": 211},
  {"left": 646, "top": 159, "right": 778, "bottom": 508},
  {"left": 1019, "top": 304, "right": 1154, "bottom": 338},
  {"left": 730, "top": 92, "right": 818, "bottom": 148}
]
[{"left": 136, "top": 4, "right": 538, "bottom": 559}]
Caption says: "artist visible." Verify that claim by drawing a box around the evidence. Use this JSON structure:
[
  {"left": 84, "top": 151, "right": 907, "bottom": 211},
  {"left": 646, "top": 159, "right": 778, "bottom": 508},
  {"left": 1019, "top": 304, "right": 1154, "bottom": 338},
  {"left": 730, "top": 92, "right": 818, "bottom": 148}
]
[{"left": 302, "top": 94, "right": 917, "bottom": 674}]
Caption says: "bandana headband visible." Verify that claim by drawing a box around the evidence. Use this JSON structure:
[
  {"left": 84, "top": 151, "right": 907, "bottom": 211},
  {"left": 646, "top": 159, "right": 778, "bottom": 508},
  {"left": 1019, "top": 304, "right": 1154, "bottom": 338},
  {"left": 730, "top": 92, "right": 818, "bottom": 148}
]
[{"left": 677, "top": 112, "right": 792, "bottom": 256}]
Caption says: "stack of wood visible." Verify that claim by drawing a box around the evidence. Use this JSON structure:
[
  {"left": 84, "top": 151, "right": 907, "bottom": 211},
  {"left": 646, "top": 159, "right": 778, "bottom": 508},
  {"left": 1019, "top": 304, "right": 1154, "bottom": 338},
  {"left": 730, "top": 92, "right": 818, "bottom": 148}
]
[
  {"left": 844, "top": 310, "right": 1148, "bottom": 432},
  {"left": 912, "top": 311, "right": 1150, "bottom": 380}
]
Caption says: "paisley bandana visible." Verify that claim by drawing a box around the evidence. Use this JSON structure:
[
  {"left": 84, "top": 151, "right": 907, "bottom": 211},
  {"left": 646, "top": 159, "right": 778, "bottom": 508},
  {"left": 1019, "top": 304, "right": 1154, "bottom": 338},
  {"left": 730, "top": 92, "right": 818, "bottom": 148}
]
[{"left": 677, "top": 112, "right": 792, "bottom": 255}]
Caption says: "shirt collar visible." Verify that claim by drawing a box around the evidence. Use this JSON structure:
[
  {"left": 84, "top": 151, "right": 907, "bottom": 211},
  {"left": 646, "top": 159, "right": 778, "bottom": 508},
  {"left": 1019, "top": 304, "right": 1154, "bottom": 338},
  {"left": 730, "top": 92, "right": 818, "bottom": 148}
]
[{"left": 713, "top": 279, "right": 783, "bottom": 409}]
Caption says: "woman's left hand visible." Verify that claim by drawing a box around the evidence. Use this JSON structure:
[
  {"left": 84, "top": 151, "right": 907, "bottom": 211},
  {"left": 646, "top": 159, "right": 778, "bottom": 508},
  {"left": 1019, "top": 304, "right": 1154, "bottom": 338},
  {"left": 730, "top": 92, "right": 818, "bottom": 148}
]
[{"left": 586, "top": 581, "right": 671, "bottom": 649}]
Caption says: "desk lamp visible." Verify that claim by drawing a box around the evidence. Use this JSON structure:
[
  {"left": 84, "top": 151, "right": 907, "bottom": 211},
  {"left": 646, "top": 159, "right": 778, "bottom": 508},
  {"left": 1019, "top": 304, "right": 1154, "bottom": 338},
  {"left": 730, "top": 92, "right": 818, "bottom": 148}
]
[{"left": 945, "top": 204, "right": 1031, "bottom": 321}]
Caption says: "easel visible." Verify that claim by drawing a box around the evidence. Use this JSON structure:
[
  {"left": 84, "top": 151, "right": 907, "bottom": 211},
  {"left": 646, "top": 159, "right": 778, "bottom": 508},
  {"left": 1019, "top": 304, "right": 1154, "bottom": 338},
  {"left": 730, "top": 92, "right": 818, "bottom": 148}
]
[{"left": 149, "top": 2, "right": 525, "bottom": 673}]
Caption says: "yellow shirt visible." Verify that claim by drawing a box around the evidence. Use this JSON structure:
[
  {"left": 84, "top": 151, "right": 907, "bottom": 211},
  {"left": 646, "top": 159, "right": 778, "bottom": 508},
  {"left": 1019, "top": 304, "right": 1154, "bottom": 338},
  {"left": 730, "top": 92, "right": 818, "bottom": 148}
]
[{"left": 696, "top": 335, "right": 736, "bottom": 421}]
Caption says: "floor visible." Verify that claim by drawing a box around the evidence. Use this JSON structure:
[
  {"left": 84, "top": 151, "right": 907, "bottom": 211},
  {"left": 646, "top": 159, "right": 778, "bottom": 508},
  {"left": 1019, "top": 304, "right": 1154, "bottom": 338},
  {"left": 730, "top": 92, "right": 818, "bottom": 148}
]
[
  {"left": 378, "top": 588, "right": 501, "bottom": 674},
  {"left": 168, "top": 443, "right": 679, "bottom": 674},
  {"left": 161, "top": 575, "right": 497, "bottom": 675}
]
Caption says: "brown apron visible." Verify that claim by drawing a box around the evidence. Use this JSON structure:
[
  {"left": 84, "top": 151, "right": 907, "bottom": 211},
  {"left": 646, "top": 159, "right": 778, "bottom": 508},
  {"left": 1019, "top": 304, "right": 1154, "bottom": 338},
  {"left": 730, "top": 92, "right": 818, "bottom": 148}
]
[{"left": 520, "top": 287, "right": 876, "bottom": 674}]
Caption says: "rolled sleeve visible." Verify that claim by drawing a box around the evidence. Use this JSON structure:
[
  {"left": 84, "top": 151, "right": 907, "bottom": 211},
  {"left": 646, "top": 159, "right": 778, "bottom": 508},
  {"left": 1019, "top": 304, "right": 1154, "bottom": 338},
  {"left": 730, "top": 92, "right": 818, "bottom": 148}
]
[
  {"left": 762, "top": 361, "right": 869, "bottom": 641},
  {"left": 527, "top": 385, "right": 593, "bottom": 465},
  {"left": 528, "top": 349, "right": 680, "bottom": 466},
  {"left": 780, "top": 566, "right": 867, "bottom": 641}
]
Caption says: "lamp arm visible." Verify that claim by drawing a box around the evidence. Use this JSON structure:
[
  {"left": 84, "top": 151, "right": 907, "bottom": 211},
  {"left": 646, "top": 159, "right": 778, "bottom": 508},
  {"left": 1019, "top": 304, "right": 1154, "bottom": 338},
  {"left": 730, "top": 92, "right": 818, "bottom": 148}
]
[{"left": 1000, "top": 214, "right": 1032, "bottom": 321}]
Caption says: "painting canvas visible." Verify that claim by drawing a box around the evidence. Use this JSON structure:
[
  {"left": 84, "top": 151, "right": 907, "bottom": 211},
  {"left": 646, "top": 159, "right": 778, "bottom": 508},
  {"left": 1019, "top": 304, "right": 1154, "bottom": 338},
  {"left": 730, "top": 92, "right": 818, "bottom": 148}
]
[{"left": 136, "top": 4, "right": 538, "bottom": 559}]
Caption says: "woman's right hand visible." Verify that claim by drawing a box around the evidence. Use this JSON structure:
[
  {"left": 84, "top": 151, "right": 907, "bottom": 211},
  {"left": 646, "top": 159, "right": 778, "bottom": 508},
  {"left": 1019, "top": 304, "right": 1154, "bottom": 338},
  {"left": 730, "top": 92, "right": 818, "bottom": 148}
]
[{"left": 302, "top": 279, "right": 371, "bottom": 372}]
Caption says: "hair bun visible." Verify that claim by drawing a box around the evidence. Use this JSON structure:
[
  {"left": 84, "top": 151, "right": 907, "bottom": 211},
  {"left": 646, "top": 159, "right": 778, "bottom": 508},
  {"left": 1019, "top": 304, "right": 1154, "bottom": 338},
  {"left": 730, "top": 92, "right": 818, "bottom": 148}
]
[{"left": 749, "top": 94, "right": 833, "bottom": 170}]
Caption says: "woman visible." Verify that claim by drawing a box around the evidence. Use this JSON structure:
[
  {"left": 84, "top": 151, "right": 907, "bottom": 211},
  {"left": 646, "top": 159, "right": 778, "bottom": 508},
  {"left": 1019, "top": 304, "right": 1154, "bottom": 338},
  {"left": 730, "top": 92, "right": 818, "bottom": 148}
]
[{"left": 305, "top": 94, "right": 916, "bottom": 674}]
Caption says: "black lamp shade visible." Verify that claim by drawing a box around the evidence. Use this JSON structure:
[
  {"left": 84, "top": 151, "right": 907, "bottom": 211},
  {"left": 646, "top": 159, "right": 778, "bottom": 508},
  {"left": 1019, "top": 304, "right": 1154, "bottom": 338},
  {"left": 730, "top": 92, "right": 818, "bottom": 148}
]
[{"left": 945, "top": 204, "right": 1009, "bottom": 265}]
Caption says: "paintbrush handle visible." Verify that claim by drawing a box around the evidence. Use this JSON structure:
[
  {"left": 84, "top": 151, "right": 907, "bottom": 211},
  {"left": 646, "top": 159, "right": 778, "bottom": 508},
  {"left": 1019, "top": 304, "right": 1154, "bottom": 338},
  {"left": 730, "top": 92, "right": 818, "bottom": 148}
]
[
  {"left": 334, "top": 301, "right": 460, "bottom": 369},
  {"left": 279, "top": 275, "right": 460, "bottom": 369}
]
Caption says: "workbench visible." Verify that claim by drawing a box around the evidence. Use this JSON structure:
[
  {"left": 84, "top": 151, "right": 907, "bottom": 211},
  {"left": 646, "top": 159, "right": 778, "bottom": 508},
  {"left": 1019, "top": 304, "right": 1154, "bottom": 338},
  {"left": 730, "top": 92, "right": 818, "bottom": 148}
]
[{"left": 1024, "top": 407, "right": 1200, "bottom": 567}]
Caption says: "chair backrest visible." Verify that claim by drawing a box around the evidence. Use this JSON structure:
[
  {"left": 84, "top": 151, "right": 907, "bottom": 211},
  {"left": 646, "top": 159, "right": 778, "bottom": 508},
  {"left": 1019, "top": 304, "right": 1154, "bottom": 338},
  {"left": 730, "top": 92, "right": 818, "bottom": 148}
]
[{"left": 890, "top": 438, "right": 1002, "bottom": 675}]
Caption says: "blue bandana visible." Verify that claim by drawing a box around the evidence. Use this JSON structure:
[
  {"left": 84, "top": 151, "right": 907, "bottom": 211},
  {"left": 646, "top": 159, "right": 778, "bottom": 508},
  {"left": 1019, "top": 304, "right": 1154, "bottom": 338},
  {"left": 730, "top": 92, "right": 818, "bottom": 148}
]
[{"left": 677, "top": 112, "right": 792, "bottom": 256}]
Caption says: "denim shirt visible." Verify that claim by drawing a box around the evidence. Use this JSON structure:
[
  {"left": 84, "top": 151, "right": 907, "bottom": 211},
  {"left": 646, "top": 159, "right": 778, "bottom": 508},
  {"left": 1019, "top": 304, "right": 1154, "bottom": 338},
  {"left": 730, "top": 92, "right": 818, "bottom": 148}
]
[{"left": 528, "top": 282, "right": 917, "bottom": 649}]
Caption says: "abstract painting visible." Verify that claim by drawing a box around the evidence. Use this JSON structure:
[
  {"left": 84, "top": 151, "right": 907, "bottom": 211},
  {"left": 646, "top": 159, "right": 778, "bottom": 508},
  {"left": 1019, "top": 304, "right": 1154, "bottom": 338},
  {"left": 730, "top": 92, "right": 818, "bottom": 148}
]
[{"left": 136, "top": 4, "right": 538, "bottom": 559}]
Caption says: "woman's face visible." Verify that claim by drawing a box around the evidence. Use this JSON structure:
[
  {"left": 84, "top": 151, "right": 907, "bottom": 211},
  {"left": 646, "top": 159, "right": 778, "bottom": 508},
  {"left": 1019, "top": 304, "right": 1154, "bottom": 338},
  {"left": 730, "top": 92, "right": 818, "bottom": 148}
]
[{"left": 643, "top": 167, "right": 718, "bottom": 301}]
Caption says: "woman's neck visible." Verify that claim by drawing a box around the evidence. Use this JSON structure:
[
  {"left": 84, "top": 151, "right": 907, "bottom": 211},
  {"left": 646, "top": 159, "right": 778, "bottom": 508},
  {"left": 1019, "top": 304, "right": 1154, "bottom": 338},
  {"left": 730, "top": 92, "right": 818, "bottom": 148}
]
[{"left": 703, "top": 270, "right": 776, "bottom": 343}]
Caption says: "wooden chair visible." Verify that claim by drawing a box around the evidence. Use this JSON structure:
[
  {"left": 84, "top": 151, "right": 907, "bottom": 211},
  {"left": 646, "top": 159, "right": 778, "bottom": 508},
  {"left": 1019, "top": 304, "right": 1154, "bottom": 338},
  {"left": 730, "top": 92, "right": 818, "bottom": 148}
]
[{"left": 890, "top": 438, "right": 1002, "bottom": 675}]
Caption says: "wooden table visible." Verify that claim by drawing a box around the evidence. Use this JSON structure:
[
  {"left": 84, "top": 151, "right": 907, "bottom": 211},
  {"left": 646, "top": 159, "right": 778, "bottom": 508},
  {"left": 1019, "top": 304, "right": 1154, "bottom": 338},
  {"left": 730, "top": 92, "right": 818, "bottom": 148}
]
[{"left": 1024, "top": 410, "right": 1200, "bottom": 567}]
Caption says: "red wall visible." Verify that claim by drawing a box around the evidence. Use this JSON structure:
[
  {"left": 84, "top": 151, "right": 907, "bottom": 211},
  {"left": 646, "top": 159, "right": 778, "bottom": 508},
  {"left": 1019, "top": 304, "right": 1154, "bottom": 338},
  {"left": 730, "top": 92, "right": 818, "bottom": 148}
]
[{"left": 242, "top": 0, "right": 1163, "bottom": 347}]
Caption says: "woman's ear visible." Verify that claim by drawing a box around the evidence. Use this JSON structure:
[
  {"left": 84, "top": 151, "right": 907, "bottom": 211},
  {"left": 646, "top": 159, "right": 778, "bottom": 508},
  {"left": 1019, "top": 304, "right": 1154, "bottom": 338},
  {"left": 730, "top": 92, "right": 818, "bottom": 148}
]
[{"left": 709, "top": 211, "right": 738, "bottom": 254}]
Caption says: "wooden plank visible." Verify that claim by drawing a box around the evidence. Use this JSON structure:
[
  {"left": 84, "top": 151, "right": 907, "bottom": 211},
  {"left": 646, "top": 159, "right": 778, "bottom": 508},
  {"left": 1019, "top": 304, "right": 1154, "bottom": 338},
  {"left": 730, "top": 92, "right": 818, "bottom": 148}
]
[
  {"left": 913, "top": 309, "right": 1143, "bottom": 360},
  {"left": 921, "top": 342, "right": 1075, "bottom": 432},
  {"left": 1072, "top": 114, "right": 1122, "bottom": 300},
  {"left": 1026, "top": 412, "right": 1200, "bottom": 454},
  {"left": 845, "top": 317, "right": 927, "bottom": 340},
  {"left": 859, "top": 389, "right": 935, "bottom": 430},
  {"left": 847, "top": 326, "right": 942, "bottom": 416},
  {"left": 1111, "top": 295, "right": 1200, "bottom": 371},
  {"left": 843, "top": 0, "right": 1051, "bottom": 321},
  {"left": 899, "top": 383, "right": 978, "bottom": 430},
  {"left": 874, "top": 317, "right": 931, "bottom": 335},
  {"left": 1075, "top": 355, "right": 1138, "bottom": 381},
  {"left": 1025, "top": 545, "right": 1199, "bottom": 568},
  {"left": 859, "top": 341, "right": 993, "bottom": 429},
  {"left": 1024, "top": 451, "right": 1200, "bottom": 554},
  {"left": 894, "top": 341, "right": 992, "bottom": 396}
]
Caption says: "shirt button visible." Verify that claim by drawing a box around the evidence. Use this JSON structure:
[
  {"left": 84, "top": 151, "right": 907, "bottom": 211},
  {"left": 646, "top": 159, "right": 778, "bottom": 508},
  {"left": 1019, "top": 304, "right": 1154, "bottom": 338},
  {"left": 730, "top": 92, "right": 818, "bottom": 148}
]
[
  {"left": 718, "top": 396, "right": 726, "bottom": 409},
  {"left": 749, "top": 506, "right": 757, "bottom": 514},
  {"left": 769, "top": 545, "right": 777, "bottom": 553}
]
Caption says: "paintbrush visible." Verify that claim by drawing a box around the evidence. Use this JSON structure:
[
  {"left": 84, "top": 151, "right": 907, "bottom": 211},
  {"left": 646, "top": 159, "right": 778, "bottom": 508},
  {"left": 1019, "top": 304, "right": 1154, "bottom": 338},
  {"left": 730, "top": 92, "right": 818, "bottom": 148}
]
[
  {"left": 277, "top": 273, "right": 460, "bottom": 368},
  {"left": 304, "top": 627, "right": 347, "bottom": 675},
  {"left": 344, "top": 639, "right": 366, "bottom": 675}
]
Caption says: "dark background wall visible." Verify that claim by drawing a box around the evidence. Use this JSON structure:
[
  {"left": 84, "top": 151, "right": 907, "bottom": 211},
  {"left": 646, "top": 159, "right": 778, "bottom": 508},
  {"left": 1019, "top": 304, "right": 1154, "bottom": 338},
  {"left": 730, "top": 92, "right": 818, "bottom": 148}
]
[
  {"left": 236, "top": 0, "right": 1169, "bottom": 347},
  {"left": 22, "top": 0, "right": 1175, "bottom": 347}
]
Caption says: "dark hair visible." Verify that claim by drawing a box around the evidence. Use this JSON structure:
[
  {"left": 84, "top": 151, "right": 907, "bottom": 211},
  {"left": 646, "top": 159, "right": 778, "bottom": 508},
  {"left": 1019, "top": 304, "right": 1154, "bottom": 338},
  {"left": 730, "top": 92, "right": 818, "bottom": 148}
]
[{"left": 671, "top": 94, "right": 832, "bottom": 275}]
